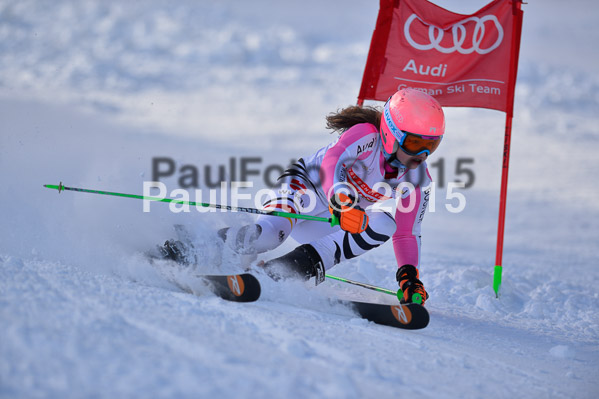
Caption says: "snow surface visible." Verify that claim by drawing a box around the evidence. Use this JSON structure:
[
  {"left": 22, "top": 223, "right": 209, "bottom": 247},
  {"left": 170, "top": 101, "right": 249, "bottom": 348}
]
[{"left": 1, "top": 0, "right": 599, "bottom": 398}]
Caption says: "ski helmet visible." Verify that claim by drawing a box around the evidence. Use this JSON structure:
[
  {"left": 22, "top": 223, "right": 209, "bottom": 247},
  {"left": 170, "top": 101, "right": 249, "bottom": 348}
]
[{"left": 380, "top": 88, "right": 445, "bottom": 159}]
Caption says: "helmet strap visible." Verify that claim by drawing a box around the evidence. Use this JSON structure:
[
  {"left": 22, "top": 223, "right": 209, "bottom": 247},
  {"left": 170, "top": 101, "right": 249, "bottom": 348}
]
[{"left": 382, "top": 146, "right": 404, "bottom": 169}]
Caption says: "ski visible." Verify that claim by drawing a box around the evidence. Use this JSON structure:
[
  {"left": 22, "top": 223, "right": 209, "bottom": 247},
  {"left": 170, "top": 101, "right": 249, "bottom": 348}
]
[
  {"left": 145, "top": 234, "right": 261, "bottom": 302},
  {"left": 340, "top": 299, "right": 429, "bottom": 330},
  {"left": 170, "top": 272, "right": 262, "bottom": 303},
  {"left": 322, "top": 274, "right": 429, "bottom": 329},
  {"left": 146, "top": 251, "right": 261, "bottom": 302},
  {"left": 200, "top": 273, "right": 262, "bottom": 303}
]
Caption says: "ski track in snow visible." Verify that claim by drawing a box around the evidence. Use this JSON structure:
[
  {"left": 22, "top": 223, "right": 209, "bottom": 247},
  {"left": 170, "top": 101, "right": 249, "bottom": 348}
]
[{"left": 1, "top": 0, "right": 599, "bottom": 398}]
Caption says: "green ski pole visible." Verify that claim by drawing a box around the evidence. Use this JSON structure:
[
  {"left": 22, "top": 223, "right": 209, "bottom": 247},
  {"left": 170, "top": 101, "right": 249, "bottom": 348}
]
[
  {"left": 325, "top": 274, "right": 422, "bottom": 305},
  {"left": 44, "top": 182, "right": 340, "bottom": 227},
  {"left": 44, "top": 183, "right": 423, "bottom": 303},
  {"left": 325, "top": 274, "right": 396, "bottom": 296}
]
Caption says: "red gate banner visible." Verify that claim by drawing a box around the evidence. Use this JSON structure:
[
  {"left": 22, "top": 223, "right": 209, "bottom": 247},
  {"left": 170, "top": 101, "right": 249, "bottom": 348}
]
[{"left": 358, "top": 0, "right": 523, "bottom": 113}]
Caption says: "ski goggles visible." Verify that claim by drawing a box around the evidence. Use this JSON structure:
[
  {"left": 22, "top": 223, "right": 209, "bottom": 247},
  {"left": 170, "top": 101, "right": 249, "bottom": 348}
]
[{"left": 392, "top": 130, "right": 442, "bottom": 156}]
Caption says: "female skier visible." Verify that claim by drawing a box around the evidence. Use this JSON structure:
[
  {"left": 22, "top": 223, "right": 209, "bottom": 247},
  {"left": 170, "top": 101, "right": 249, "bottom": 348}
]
[{"left": 161, "top": 88, "right": 444, "bottom": 305}]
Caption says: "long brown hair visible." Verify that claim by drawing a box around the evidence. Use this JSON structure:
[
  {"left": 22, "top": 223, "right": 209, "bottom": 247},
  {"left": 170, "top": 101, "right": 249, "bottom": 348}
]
[{"left": 325, "top": 105, "right": 382, "bottom": 134}]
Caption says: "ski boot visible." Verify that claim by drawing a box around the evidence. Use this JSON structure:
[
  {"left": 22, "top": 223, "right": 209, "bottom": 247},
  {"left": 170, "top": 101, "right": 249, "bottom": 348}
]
[
  {"left": 157, "top": 239, "right": 193, "bottom": 265},
  {"left": 396, "top": 264, "right": 428, "bottom": 305},
  {"left": 153, "top": 225, "right": 204, "bottom": 267},
  {"left": 261, "top": 244, "right": 326, "bottom": 285}
]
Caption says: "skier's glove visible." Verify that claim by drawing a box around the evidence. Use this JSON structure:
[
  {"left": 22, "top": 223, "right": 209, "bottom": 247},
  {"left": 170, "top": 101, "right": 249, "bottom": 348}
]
[
  {"left": 328, "top": 193, "right": 368, "bottom": 234},
  {"left": 396, "top": 264, "right": 428, "bottom": 305}
]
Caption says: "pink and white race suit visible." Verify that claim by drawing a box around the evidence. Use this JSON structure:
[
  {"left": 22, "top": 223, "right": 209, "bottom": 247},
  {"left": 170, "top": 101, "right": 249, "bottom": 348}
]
[{"left": 252, "top": 123, "right": 432, "bottom": 272}]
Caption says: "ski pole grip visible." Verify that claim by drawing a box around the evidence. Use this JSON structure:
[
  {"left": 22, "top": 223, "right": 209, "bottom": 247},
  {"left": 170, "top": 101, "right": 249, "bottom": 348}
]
[{"left": 329, "top": 214, "right": 340, "bottom": 227}]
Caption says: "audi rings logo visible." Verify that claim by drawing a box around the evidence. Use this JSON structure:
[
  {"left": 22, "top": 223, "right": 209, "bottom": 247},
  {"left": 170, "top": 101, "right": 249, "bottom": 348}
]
[{"left": 404, "top": 14, "right": 504, "bottom": 55}]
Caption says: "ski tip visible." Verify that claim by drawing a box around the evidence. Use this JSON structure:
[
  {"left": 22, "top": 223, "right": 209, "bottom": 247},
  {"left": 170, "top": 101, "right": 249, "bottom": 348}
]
[{"left": 204, "top": 273, "right": 261, "bottom": 302}]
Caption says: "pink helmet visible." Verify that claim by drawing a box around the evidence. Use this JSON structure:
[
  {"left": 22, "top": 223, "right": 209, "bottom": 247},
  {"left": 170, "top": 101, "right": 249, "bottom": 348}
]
[{"left": 380, "top": 88, "right": 445, "bottom": 156}]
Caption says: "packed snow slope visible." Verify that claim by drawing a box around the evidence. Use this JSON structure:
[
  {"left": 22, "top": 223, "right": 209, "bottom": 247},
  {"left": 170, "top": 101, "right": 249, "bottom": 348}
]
[{"left": 1, "top": 1, "right": 598, "bottom": 398}]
